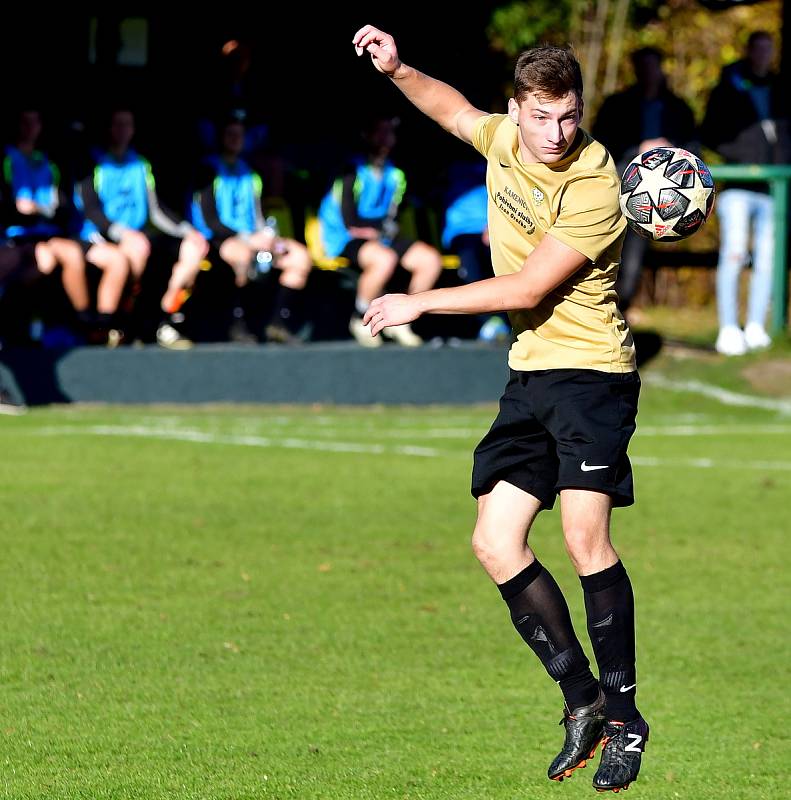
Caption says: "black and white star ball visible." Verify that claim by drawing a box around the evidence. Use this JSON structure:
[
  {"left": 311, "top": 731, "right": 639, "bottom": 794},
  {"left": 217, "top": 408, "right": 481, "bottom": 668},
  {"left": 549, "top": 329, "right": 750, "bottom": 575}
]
[{"left": 619, "top": 147, "right": 716, "bottom": 241}]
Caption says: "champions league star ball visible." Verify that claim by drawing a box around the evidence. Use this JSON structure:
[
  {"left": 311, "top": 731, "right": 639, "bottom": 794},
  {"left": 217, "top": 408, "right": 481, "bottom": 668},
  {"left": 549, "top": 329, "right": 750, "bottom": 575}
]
[{"left": 618, "top": 147, "right": 716, "bottom": 241}]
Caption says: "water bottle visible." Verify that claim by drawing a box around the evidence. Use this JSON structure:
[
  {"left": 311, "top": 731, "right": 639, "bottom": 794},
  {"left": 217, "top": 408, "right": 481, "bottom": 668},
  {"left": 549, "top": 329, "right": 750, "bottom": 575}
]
[{"left": 252, "top": 216, "right": 280, "bottom": 279}]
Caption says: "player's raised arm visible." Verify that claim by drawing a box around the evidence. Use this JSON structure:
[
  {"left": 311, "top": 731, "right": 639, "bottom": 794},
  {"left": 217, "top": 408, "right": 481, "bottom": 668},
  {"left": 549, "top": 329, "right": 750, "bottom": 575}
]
[{"left": 352, "top": 25, "right": 486, "bottom": 144}]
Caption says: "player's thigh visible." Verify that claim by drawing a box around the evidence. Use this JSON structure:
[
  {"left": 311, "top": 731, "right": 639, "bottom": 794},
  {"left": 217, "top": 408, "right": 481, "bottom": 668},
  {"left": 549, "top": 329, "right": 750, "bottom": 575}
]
[
  {"left": 716, "top": 189, "right": 750, "bottom": 257},
  {"left": 399, "top": 240, "right": 441, "bottom": 272},
  {"left": 356, "top": 240, "right": 398, "bottom": 272},
  {"left": 48, "top": 237, "right": 84, "bottom": 267},
  {"left": 219, "top": 236, "right": 252, "bottom": 267},
  {"left": 86, "top": 242, "right": 126, "bottom": 273}
]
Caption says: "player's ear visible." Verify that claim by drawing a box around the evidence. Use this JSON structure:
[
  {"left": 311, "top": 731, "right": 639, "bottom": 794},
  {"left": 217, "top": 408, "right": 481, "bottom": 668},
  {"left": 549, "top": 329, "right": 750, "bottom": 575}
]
[
  {"left": 577, "top": 96, "right": 584, "bottom": 122},
  {"left": 508, "top": 97, "right": 520, "bottom": 125}
]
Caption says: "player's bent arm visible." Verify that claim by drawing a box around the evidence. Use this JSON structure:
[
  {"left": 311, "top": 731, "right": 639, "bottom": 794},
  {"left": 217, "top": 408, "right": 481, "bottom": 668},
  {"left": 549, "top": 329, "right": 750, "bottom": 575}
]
[
  {"left": 388, "top": 64, "right": 487, "bottom": 143},
  {"left": 363, "top": 235, "right": 588, "bottom": 333}
]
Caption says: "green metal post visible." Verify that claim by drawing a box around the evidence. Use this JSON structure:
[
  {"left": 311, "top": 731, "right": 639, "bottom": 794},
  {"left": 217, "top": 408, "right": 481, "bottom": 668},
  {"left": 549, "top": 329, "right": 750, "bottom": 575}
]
[
  {"left": 770, "top": 176, "right": 789, "bottom": 334},
  {"left": 709, "top": 164, "right": 791, "bottom": 335}
]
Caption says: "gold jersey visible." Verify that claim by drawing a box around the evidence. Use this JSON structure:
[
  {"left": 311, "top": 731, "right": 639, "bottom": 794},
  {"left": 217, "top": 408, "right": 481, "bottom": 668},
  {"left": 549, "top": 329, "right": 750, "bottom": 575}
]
[{"left": 472, "top": 114, "right": 635, "bottom": 372}]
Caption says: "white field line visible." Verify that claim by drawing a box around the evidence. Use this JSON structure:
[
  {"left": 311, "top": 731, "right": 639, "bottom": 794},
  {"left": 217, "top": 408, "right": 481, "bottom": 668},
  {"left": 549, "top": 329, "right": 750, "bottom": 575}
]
[
  {"left": 32, "top": 424, "right": 791, "bottom": 472},
  {"left": 33, "top": 425, "right": 440, "bottom": 458},
  {"left": 46, "top": 421, "right": 791, "bottom": 442},
  {"left": 631, "top": 455, "right": 791, "bottom": 471},
  {"left": 644, "top": 374, "right": 791, "bottom": 414}
]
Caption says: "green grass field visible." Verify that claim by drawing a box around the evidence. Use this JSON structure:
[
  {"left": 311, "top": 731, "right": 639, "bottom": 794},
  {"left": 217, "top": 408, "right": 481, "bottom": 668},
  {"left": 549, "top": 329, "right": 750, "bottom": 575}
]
[{"left": 1, "top": 350, "right": 789, "bottom": 799}]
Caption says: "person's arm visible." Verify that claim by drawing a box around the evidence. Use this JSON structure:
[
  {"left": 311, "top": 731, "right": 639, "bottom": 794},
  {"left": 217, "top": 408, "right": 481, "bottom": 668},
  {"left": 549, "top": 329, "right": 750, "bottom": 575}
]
[
  {"left": 147, "top": 187, "right": 193, "bottom": 238},
  {"left": 198, "top": 183, "right": 237, "bottom": 243},
  {"left": 338, "top": 171, "right": 381, "bottom": 239},
  {"left": 77, "top": 174, "right": 117, "bottom": 240},
  {"left": 363, "top": 234, "right": 588, "bottom": 334},
  {"left": 353, "top": 25, "right": 486, "bottom": 144}
]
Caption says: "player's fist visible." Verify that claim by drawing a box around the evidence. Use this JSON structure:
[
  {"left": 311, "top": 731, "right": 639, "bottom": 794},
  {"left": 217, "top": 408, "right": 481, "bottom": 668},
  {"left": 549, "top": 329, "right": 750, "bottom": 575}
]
[{"left": 352, "top": 25, "right": 401, "bottom": 76}]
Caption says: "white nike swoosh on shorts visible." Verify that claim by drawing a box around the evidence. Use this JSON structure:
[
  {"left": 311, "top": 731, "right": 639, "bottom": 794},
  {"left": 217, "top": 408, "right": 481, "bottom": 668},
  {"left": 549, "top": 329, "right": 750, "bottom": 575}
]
[{"left": 580, "top": 461, "right": 609, "bottom": 472}]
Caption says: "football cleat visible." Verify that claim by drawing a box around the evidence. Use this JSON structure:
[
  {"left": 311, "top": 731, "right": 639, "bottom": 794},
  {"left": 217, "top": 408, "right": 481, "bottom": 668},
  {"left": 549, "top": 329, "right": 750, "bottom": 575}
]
[
  {"left": 593, "top": 716, "right": 649, "bottom": 793},
  {"left": 548, "top": 689, "right": 606, "bottom": 782}
]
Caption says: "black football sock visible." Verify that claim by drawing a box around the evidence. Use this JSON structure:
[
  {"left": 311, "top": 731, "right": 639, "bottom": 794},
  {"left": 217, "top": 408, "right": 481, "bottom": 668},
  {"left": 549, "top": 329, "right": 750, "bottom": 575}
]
[
  {"left": 499, "top": 560, "right": 600, "bottom": 710},
  {"left": 272, "top": 286, "right": 301, "bottom": 331},
  {"left": 580, "top": 560, "right": 638, "bottom": 722}
]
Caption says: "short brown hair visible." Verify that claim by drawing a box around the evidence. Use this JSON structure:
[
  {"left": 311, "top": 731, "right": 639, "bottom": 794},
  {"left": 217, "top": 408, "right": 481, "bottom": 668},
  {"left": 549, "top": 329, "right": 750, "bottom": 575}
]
[{"left": 514, "top": 45, "right": 583, "bottom": 103}]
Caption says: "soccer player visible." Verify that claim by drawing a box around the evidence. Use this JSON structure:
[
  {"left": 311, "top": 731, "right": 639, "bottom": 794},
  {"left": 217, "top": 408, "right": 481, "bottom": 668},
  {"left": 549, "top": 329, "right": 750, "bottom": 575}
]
[
  {"left": 192, "top": 115, "right": 312, "bottom": 344},
  {"left": 318, "top": 115, "right": 442, "bottom": 347},
  {"left": 354, "top": 25, "right": 647, "bottom": 792},
  {"left": 78, "top": 108, "right": 210, "bottom": 349}
]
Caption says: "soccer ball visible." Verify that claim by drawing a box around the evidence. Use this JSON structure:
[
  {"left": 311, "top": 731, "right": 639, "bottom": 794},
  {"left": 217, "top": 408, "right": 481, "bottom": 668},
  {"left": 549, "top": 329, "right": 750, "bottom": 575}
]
[{"left": 618, "top": 147, "right": 716, "bottom": 241}]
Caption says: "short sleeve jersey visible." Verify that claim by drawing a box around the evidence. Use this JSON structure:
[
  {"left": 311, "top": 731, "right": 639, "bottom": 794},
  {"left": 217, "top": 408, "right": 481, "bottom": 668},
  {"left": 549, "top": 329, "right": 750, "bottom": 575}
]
[{"left": 472, "top": 114, "right": 635, "bottom": 373}]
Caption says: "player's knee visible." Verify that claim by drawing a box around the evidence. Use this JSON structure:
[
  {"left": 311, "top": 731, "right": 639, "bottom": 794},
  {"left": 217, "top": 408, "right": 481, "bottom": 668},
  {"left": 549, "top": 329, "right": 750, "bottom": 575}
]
[
  {"left": 563, "top": 527, "right": 601, "bottom": 570},
  {"left": 471, "top": 522, "right": 507, "bottom": 569}
]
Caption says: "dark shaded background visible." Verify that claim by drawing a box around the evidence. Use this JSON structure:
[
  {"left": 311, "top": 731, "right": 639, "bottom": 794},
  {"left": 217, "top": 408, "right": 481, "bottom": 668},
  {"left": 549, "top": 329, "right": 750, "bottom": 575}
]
[
  {"left": 0, "top": 4, "right": 786, "bottom": 207},
  {"left": 0, "top": 6, "right": 508, "bottom": 205}
]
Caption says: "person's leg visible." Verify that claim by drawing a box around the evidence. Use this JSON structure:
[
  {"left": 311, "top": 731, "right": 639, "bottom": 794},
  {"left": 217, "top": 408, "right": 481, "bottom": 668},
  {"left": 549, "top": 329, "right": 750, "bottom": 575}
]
[
  {"left": 355, "top": 240, "right": 399, "bottom": 307},
  {"left": 48, "top": 237, "right": 90, "bottom": 314},
  {"left": 615, "top": 230, "right": 648, "bottom": 314},
  {"left": 474, "top": 481, "right": 604, "bottom": 781},
  {"left": 744, "top": 192, "right": 774, "bottom": 349},
  {"left": 218, "top": 237, "right": 253, "bottom": 288},
  {"left": 474, "top": 481, "right": 600, "bottom": 705},
  {"left": 400, "top": 240, "right": 443, "bottom": 295},
  {"left": 86, "top": 242, "right": 130, "bottom": 317},
  {"left": 348, "top": 240, "right": 398, "bottom": 347},
  {"left": 33, "top": 242, "right": 57, "bottom": 275},
  {"left": 715, "top": 190, "right": 750, "bottom": 355},
  {"left": 266, "top": 240, "right": 312, "bottom": 342},
  {"left": 560, "top": 489, "right": 648, "bottom": 791},
  {"left": 161, "top": 235, "right": 209, "bottom": 315}
]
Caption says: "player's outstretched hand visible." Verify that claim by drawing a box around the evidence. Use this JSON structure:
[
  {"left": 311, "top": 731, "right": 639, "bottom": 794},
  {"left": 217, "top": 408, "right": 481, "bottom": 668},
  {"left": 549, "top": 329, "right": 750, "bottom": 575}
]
[
  {"left": 363, "top": 293, "right": 420, "bottom": 337},
  {"left": 352, "top": 25, "right": 401, "bottom": 76}
]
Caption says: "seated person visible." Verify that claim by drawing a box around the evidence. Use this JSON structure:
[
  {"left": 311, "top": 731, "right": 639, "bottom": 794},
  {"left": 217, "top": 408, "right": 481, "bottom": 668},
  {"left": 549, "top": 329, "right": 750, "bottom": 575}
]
[
  {"left": 318, "top": 116, "right": 441, "bottom": 347},
  {"left": 77, "top": 108, "right": 209, "bottom": 349},
  {"left": 442, "top": 160, "right": 508, "bottom": 342},
  {"left": 192, "top": 115, "right": 312, "bottom": 343},
  {"left": 3, "top": 108, "right": 128, "bottom": 342}
]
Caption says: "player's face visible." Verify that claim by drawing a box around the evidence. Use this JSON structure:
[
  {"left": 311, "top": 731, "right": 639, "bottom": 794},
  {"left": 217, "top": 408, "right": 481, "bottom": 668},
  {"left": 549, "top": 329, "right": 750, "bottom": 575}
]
[
  {"left": 509, "top": 92, "right": 582, "bottom": 164},
  {"left": 747, "top": 36, "right": 774, "bottom": 75},
  {"left": 18, "top": 111, "right": 42, "bottom": 145},
  {"left": 222, "top": 123, "right": 245, "bottom": 156},
  {"left": 365, "top": 119, "right": 397, "bottom": 157},
  {"left": 110, "top": 111, "right": 135, "bottom": 150}
]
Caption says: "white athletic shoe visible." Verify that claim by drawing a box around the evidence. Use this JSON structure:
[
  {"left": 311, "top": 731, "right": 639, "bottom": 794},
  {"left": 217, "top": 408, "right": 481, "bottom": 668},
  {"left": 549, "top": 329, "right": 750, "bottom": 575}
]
[
  {"left": 715, "top": 325, "right": 747, "bottom": 356},
  {"left": 744, "top": 322, "right": 771, "bottom": 351},
  {"left": 382, "top": 323, "right": 423, "bottom": 347},
  {"left": 349, "top": 315, "right": 382, "bottom": 348},
  {"left": 156, "top": 322, "right": 193, "bottom": 350}
]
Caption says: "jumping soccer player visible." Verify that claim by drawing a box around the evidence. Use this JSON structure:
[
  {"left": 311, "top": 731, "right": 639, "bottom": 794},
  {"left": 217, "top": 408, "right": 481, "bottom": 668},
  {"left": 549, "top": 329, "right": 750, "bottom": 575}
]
[{"left": 354, "top": 25, "right": 648, "bottom": 793}]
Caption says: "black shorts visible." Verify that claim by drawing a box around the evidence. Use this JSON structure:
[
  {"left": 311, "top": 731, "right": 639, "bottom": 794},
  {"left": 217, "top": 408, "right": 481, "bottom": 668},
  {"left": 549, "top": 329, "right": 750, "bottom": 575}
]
[
  {"left": 0, "top": 242, "right": 40, "bottom": 284},
  {"left": 340, "top": 236, "right": 415, "bottom": 266},
  {"left": 471, "top": 369, "right": 640, "bottom": 509}
]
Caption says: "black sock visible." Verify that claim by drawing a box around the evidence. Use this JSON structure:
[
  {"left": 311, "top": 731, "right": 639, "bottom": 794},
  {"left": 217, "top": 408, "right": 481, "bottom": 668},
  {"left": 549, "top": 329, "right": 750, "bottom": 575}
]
[
  {"left": 96, "top": 312, "right": 115, "bottom": 328},
  {"left": 499, "top": 560, "right": 600, "bottom": 710},
  {"left": 272, "top": 286, "right": 300, "bottom": 330},
  {"left": 580, "top": 560, "right": 638, "bottom": 721}
]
